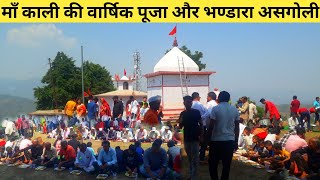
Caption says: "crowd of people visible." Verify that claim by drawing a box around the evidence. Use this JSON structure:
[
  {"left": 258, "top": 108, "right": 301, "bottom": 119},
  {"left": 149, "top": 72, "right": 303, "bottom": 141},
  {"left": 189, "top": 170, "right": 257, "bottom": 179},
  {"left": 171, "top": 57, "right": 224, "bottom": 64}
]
[{"left": 0, "top": 92, "right": 320, "bottom": 180}]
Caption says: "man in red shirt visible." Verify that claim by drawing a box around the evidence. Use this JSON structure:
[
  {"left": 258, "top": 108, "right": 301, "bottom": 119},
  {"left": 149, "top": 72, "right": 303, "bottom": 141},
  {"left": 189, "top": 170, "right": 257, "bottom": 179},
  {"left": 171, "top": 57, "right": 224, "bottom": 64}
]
[
  {"left": 58, "top": 140, "right": 76, "bottom": 169},
  {"left": 297, "top": 107, "right": 311, "bottom": 131},
  {"left": 290, "top": 95, "right": 300, "bottom": 116},
  {"left": 260, "top": 98, "right": 281, "bottom": 127}
]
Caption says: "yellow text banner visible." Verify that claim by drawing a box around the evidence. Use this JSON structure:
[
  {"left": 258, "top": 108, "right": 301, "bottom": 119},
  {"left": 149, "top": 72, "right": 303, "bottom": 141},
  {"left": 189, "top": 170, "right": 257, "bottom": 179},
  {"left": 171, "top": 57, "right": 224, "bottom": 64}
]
[{"left": 1, "top": 0, "right": 320, "bottom": 23}]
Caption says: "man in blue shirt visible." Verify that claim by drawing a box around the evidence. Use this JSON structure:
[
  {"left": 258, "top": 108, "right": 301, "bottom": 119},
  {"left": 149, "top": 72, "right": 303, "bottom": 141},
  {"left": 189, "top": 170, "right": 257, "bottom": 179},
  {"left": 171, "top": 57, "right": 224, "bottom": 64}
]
[
  {"left": 87, "top": 96, "right": 98, "bottom": 129},
  {"left": 139, "top": 139, "right": 170, "bottom": 179},
  {"left": 74, "top": 143, "right": 96, "bottom": 172},
  {"left": 93, "top": 141, "right": 118, "bottom": 176},
  {"left": 314, "top": 97, "right": 320, "bottom": 124}
]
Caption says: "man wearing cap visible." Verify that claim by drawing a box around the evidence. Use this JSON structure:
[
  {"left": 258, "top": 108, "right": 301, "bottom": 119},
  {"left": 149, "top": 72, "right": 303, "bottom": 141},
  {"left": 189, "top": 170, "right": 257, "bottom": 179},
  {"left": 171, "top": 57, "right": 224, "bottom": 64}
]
[
  {"left": 112, "top": 96, "right": 124, "bottom": 121},
  {"left": 121, "top": 128, "right": 134, "bottom": 142},
  {"left": 144, "top": 96, "right": 161, "bottom": 127},
  {"left": 260, "top": 98, "right": 281, "bottom": 127},
  {"left": 148, "top": 127, "right": 161, "bottom": 142},
  {"left": 140, "top": 139, "right": 170, "bottom": 179},
  {"left": 161, "top": 126, "right": 173, "bottom": 143}
]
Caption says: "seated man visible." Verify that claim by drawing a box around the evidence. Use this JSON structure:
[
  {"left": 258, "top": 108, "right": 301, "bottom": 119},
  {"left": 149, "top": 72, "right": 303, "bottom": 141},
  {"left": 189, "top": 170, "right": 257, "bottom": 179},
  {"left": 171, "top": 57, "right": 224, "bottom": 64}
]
[
  {"left": 115, "top": 146, "right": 124, "bottom": 172},
  {"left": 58, "top": 140, "right": 76, "bottom": 169},
  {"left": 93, "top": 141, "right": 118, "bottom": 176},
  {"left": 167, "top": 140, "right": 180, "bottom": 169},
  {"left": 35, "top": 142, "right": 57, "bottom": 167},
  {"left": 284, "top": 127, "right": 308, "bottom": 153},
  {"left": 121, "top": 128, "right": 134, "bottom": 142},
  {"left": 139, "top": 139, "right": 170, "bottom": 179},
  {"left": 135, "top": 141, "right": 144, "bottom": 165},
  {"left": 24, "top": 139, "right": 43, "bottom": 164},
  {"left": 107, "top": 127, "right": 116, "bottom": 141},
  {"left": 161, "top": 127, "right": 173, "bottom": 143},
  {"left": 135, "top": 126, "right": 148, "bottom": 142},
  {"left": 123, "top": 145, "right": 140, "bottom": 177},
  {"left": 74, "top": 143, "right": 96, "bottom": 172},
  {"left": 148, "top": 127, "right": 160, "bottom": 142},
  {"left": 292, "top": 137, "right": 320, "bottom": 174}
]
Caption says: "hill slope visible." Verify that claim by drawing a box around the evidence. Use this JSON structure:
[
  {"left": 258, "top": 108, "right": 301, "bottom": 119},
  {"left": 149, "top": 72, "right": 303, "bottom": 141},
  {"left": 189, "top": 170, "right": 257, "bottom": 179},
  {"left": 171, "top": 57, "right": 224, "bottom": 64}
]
[{"left": 0, "top": 95, "right": 36, "bottom": 119}]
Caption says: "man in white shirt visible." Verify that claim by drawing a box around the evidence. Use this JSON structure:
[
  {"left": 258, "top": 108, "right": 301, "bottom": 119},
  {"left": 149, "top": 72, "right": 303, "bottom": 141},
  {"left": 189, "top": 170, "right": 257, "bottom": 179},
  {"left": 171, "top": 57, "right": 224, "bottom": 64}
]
[
  {"left": 191, "top": 92, "right": 208, "bottom": 161},
  {"left": 248, "top": 102, "right": 258, "bottom": 125},
  {"left": 135, "top": 126, "right": 148, "bottom": 142},
  {"left": 130, "top": 96, "right": 139, "bottom": 121},
  {"left": 288, "top": 114, "right": 299, "bottom": 130},
  {"left": 206, "top": 92, "right": 218, "bottom": 125},
  {"left": 148, "top": 127, "right": 161, "bottom": 142},
  {"left": 121, "top": 128, "right": 134, "bottom": 142},
  {"left": 161, "top": 126, "right": 173, "bottom": 143}
]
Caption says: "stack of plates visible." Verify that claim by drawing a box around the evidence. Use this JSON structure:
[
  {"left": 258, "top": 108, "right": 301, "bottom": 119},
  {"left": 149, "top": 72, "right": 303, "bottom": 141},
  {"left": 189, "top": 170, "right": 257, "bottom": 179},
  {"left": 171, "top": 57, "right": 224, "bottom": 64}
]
[
  {"left": 70, "top": 170, "right": 82, "bottom": 175},
  {"left": 96, "top": 174, "right": 108, "bottom": 179},
  {"left": 18, "top": 164, "right": 30, "bottom": 168},
  {"left": 54, "top": 167, "right": 66, "bottom": 171},
  {"left": 35, "top": 166, "right": 46, "bottom": 171}
]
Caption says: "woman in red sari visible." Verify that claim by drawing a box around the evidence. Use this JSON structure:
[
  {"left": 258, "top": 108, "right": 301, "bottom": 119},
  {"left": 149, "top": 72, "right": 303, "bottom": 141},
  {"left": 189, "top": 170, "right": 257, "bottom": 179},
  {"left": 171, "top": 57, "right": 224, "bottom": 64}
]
[{"left": 100, "top": 98, "right": 111, "bottom": 121}]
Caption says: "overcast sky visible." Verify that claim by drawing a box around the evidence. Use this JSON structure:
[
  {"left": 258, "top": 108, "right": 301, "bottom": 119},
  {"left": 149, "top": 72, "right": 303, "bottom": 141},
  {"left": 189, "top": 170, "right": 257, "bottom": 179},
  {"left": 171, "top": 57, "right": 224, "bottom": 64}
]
[{"left": 0, "top": 24, "right": 319, "bottom": 104}]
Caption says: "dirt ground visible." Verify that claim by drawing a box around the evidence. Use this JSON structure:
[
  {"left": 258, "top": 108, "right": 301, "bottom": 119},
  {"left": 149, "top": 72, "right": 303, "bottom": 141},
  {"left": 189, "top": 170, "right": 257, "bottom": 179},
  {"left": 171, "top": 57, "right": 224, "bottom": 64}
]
[{"left": 1, "top": 131, "right": 319, "bottom": 180}]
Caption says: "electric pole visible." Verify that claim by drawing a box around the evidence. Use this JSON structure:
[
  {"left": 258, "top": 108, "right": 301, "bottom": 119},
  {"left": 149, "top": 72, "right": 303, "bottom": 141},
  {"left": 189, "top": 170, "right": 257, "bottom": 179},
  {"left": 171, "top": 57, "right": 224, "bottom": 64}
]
[{"left": 48, "top": 58, "right": 57, "bottom": 109}]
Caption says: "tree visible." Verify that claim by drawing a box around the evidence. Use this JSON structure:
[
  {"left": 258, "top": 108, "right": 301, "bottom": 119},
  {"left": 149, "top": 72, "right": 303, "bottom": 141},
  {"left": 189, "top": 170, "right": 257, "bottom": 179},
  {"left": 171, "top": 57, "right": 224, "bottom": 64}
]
[
  {"left": 166, "top": 45, "right": 206, "bottom": 71},
  {"left": 34, "top": 52, "right": 115, "bottom": 110}
]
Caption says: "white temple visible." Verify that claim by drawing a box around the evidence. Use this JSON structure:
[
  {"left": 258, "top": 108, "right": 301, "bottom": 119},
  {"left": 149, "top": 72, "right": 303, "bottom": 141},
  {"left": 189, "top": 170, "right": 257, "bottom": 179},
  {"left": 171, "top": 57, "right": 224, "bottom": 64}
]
[{"left": 144, "top": 39, "right": 215, "bottom": 119}]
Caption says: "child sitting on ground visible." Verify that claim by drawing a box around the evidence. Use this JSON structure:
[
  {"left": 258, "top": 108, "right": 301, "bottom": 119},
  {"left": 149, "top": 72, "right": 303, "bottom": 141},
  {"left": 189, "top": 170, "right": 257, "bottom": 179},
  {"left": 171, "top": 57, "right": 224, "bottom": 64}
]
[{"left": 270, "top": 143, "right": 290, "bottom": 170}]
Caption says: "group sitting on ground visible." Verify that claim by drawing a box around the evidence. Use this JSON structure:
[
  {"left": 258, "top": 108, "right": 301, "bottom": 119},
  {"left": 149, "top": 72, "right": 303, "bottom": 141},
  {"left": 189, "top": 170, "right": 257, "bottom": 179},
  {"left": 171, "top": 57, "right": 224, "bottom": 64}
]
[{"left": 0, "top": 130, "right": 181, "bottom": 179}]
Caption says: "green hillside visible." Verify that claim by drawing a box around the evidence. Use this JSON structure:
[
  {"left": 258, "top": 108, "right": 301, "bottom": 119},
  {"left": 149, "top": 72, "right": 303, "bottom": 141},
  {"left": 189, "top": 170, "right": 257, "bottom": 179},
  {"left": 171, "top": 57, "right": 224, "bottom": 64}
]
[{"left": 0, "top": 95, "right": 36, "bottom": 120}]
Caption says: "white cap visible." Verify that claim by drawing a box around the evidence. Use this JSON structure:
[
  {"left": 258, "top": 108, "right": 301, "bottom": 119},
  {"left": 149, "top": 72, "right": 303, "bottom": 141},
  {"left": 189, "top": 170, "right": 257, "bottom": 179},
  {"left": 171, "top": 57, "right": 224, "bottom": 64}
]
[
  {"left": 110, "top": 127, "right": 113, "bottom": 130},
  {"left": 148, "top": 95, "right": 161, "bottom": 103},
  {"left": 125, "top": 128, "right": 129, "bottom": 131},
  {"left": 151, "top": 127, "right": 156, "bottom": 131},
  {"left": 99, "top": 128, "right": 103, "bottom": 131}
]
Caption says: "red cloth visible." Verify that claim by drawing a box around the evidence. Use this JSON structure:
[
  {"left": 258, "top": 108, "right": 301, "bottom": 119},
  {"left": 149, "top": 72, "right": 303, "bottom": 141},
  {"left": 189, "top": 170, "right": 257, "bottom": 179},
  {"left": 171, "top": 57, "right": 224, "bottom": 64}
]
[
  {"left": 100, "top": 98, "right": 111, "bottom": 118},
  {"left": 265, "top": 101, "right": 280, "bottom": 120},
  {"left": 169, "top": 26, "right": 177, "bottom": 35},
  {"left": 42, "top": 123, "right": 47, "bottom": 134},
  {"left": 297, "top": 108, "right": 308, "bottom": 114},
  {"left": 118, "top": 121, "right": 124, "bottom": 131},
  {"left": 59, "top": 145, "right": 76, "bottom": 161},
  {"left": 16, "top": 118, "right": 22, "bottom": 130},
  {"left": 290, "top": 99, "right": 300, "bottom": 113},
  {"left": 0, "top": 140, "right": 6, "bottom": 147},
  {"left": 310, "top": 107, "right": 316, "bottom": 114},
  {"left": 96, "top": 121, "right": 105, "bottom": 130},
  {"left": 173, "top": 154, "right": 181, "bottom": 173}
]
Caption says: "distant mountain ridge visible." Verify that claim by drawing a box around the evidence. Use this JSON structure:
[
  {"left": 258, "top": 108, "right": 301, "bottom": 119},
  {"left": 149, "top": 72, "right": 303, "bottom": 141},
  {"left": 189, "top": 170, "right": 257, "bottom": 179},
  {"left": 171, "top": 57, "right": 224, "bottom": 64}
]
[{"left": 0, "top": 94, "right": 36, "bottom": 120}]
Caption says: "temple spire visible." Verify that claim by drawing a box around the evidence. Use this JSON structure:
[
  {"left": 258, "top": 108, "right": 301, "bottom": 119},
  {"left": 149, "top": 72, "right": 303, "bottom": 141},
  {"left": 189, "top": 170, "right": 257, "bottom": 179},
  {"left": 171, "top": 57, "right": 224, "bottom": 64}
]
[{"left": 173, "top": 37, "right": 178, "bottom": 47}]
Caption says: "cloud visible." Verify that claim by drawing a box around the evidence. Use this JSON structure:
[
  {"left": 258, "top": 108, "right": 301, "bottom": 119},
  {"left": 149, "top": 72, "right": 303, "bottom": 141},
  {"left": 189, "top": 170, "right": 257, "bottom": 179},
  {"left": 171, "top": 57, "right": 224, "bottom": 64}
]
[{"left": 6, "top": 24, "right": 77, "bottom": 49}]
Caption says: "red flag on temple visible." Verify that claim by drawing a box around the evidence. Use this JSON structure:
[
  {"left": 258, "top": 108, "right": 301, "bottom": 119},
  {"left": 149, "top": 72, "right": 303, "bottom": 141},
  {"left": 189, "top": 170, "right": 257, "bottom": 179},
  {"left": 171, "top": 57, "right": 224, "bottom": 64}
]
[
  {"left": 124, "top": 69, "right": 127, "bottom": 76},
  {"left": 169, "top": 26, "right": 177, "bottom": 36}
]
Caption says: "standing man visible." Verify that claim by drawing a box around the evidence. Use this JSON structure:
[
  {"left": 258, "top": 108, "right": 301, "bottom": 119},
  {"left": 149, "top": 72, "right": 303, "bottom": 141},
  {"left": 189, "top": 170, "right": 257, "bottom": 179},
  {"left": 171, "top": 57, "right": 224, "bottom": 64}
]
[
  {"left": 76, "top": 99, "right": 87, "bottom": 121},
  {"left": 112, "top": 96, "right": 124, "bottom": 121},
  {"left": 237, "top": 96, "right": 249, "bottom": 126},
  {"left": 208, "top": 91, "right": 240, "bottom": 180},
  {"left": 64, "top": 97, "right": 77, "bottom": 120},
  {"left": 290, "top": 95, "right": 300, "bottom": 117},
  {"left": 191, "top": 92, "right": 208, "bottom": 162},
  {"left": 141, "top": 96, "right": 148, "bottom": 108},
  {"left": 313, "top": 97, "right": 320, "bottom": 125},
  {"left": 179, "top": 96, "right": 203, "bottom": 180},
  {"left": 260, "top": 98, "right": 281, "bottom": 127},
  {"left": 87, "top": 96, "right": 98, "bottom": 129},
  {"left": 248, "top": 102, "right": 257, "bottom": 126},
  {"left": 130, "top": 96, "right": 139, "bottom": 120},
  {"left": 144, "top": 96, "right": 161, "bottom": 127},
  {"left": 203, "top": 92, "right": 218, "bottom": 161}
]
